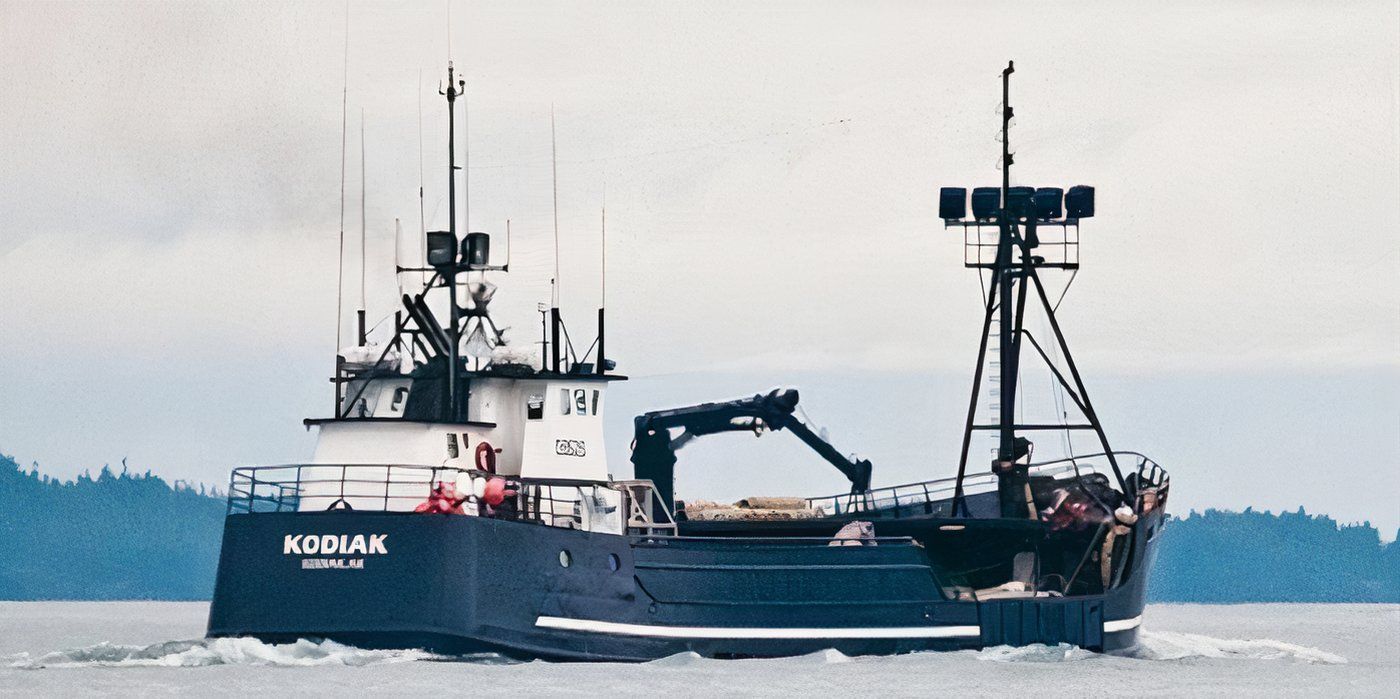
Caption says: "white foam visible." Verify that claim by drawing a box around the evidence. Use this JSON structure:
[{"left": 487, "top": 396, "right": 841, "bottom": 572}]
[
  {"left": 1127, "top": 632, "right": 1347, "bottom": 664},
  {"left": 9, "top": 637, "right": 439, "bottom": 669},
  {"left": 646, "top": 651, "right": 708, "bottom": 667},
  {"left": 976, "top": 643, "right": 1098, "bottom": 663}
]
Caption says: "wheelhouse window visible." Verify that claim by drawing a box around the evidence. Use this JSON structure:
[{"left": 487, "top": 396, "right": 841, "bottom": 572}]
[{"left": 559, "top": 388, "right": 571, "bottom": 415}]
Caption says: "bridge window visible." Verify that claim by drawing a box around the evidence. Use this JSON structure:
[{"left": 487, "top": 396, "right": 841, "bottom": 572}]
[{"left": 559, "top": 389, "right": 571, "bottom": 415}]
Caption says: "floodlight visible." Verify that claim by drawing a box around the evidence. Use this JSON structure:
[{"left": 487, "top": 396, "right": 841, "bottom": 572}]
[
  {"left": 462, "top": 232, "right": 491, "bottom": 269},
  {"left": 426, "top": 231, "right": 458, "bottom": 269},
  {"left": 1065, "top": 185, "right": 1095, "bottom": 219},
  {"left": 1033, "top": 187, "right": 1063, "bottom": 220},
  {"left": 1005, "top": 186, "right": 1036, "bottom": 218},
  {"left": 939, "top": 187, "right": 967, "bottom": 220},
  {"left": 971, "top": 187, "right": 1001, "bottom": 220}
]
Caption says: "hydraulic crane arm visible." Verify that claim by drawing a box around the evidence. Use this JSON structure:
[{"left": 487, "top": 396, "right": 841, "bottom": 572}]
[{"left": 630, "top": 388, "right": 873, "bottom": 511}]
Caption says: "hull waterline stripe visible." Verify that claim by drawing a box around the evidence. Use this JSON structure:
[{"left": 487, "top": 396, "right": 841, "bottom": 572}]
[
  {"left": 1103, "top": 615, "right": 1142, "bottom": 633},
  {"left": 535, "top": 616, "right": 981, "bottom": 639}
]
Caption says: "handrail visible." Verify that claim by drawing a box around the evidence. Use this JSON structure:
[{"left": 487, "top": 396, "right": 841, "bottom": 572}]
[
  {"left": 224, "top": 463, "right": 677, "bottom": 536},
  {"left": 804, "top": 451, "right": 1163, "bottom": 518},
  {"left": 631, "top": 535, "right": 920, "bottom": 545}
]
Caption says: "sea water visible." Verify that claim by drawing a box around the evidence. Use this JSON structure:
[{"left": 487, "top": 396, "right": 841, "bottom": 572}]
[{"left": 1, "top": 603, "right": 1394, "bottom": 696}]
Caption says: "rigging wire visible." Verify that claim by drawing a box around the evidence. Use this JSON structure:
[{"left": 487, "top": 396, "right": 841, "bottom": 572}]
[
  {"left": 464, "top": 116, "right": 853, "bottom": 171},
  {"left": 1052, "top": 268, "right": 1078, "bottom": 313}
]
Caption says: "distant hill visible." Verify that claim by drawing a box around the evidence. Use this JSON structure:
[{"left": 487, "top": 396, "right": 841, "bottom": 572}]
[
  {"left": 0, "top": 453, "right": 224, "bottom": 600},
  {"left": 1152, "top": 507, "right": 1400, "bottom": 603},
  {"left": 1, "top": 453, "right": 1397, "bottom": 602}
]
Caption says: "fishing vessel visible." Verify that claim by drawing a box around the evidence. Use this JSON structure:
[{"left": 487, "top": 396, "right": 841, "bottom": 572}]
[{"left": 207, "top": 61, "right": 1170, "bottom": 660}]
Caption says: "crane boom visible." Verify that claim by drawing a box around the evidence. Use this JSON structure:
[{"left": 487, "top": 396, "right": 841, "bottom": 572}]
[{"left": 630, "top": 389, "right": 873, "bottom": 511}]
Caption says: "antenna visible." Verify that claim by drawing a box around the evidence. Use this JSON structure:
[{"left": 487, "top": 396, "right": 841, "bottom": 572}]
[
  {"left": 596, "top": 194, "right": 606, "bottom": 375},
  {"left": 550, "top": 105, "right": 560, "bottom": 307},
  {"left": 394, "top": 217, "right": 403, "bottom": 300},
  {"left": 1001, "top": 61, "right": 1014, "bottom": 201},
  {"left": 333, "top": 1, "right": 349, "bottom": 414},
  {"left": 550, "top": 107, "right": 564, "bottom": 373},
  {"left": 358, "top": 109, "right": 367, "bottom": 346},
  {"left": 470, "top": 70, "right": 476, "bottom": 233},
  {"left": 601, "top": 179, "right": 606, "bottom": 305},
  {"left": 418, "top": 68, "right": 426, "bottom": 290}
]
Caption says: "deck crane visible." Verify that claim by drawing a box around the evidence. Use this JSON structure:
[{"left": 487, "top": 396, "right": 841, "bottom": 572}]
[{"left": 630, "top": 388, "right": 873, "bottom": 511}]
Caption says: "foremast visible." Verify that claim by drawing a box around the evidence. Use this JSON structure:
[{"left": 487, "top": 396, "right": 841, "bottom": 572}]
[{"left": 944, "top": 61, "right": 1128, "bottom": 518}]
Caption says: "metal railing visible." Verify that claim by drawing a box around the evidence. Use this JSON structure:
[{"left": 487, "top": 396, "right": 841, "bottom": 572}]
[
  {"left": 804, "top": 452, "right": 1164, "bottom": 518},
  {"left": 226, "top": 464, "right": 676, "bottom": 536}
]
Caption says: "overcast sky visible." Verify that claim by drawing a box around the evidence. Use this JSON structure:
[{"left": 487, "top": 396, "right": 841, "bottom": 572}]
[{"left": 2, "top": 1, "right": 1397, "bottom": 532}]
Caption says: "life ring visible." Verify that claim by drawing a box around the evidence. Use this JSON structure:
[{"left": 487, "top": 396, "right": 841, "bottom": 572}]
[{"left": 475, "top": 441, "right": 497, "bottom": 474}]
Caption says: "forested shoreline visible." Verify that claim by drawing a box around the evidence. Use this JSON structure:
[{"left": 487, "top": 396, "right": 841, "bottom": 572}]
[{"left": 2, "top": 454, "right": 1396, "bottom": 602}]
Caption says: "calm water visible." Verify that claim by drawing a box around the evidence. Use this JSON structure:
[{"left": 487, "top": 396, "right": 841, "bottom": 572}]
[{"left": 1, "top": 602, "right": 1396, "bottom": 696}]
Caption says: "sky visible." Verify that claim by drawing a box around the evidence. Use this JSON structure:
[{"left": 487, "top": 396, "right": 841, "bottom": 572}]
[{"left": 1, "top": 1, "right": 1397, "bottom": 533}]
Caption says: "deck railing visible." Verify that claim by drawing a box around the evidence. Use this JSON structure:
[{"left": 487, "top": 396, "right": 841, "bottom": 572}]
[
  {"left": 226, "top": 464, "right": 676, "bottom": 536},
  {"left": 805, "top": 451, "right": 1164, "bottom": 518}
]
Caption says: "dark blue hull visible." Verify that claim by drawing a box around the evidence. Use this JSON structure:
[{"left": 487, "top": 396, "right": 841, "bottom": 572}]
[{"left": 207, "top": 509, "right": 1160, "bottom": 660}]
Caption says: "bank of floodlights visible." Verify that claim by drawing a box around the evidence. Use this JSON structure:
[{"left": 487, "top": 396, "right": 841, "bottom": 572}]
[{"left": 939, "top": 185, "right": 1095, "bottom": 223}]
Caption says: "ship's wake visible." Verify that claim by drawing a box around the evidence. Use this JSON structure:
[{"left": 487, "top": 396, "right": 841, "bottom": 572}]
[
  {"left": 7, "top": 637, "right": 449, "bottom": 669},
  {"left": 976, "top": 632, "right": 1345, "bottom": 664},
  {"left": 1123, "top": 631, "right": 1347, "bottom": 663},
  {"left": 9, "top": 632, "right": 1346, "bottom": 670}
]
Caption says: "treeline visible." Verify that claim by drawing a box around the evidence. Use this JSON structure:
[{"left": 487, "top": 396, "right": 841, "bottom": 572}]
[
  {"left": 1149, "top": 507, "right": 1400, "bottom": 603},
  {"left": 0, "top": 453, "right": 225, "bottom": 600},
  {"left": 1, "top": 453, "right": 1398, "bottom": 601}
]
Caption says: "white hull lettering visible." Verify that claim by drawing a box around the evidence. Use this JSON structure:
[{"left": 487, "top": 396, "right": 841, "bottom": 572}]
[{"left": 283, "top": 534, "right": 388, "bottom": 557}]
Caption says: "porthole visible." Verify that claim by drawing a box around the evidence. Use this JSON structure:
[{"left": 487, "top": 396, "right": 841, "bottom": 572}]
[
  {"left": 558, "top": 549, "right": 572, "bottom": 568},
  {"left": 607, "top": 553, "right": 621, "bottom": 572}
]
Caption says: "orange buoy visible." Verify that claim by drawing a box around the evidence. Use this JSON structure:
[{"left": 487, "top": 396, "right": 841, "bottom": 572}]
[{"left": 481, "top": 477, "right": 509, "bottom": 506}]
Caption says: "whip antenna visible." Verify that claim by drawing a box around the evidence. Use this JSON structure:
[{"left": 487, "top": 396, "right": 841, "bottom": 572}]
[
  {"left": 418, "top": 68, "right": 426, "bottom": 289},
  {"left": 332, "top": 1, "right": 349, "bottom": 413},
  {"left": 596, "top": 184, "right": 606, "bottom": 375},
  {"left": 358, "top": 109, "right": 367, "bottom": 345},
  {"left": 551, "top": 105, "right": 560, "bottom": 306}
]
